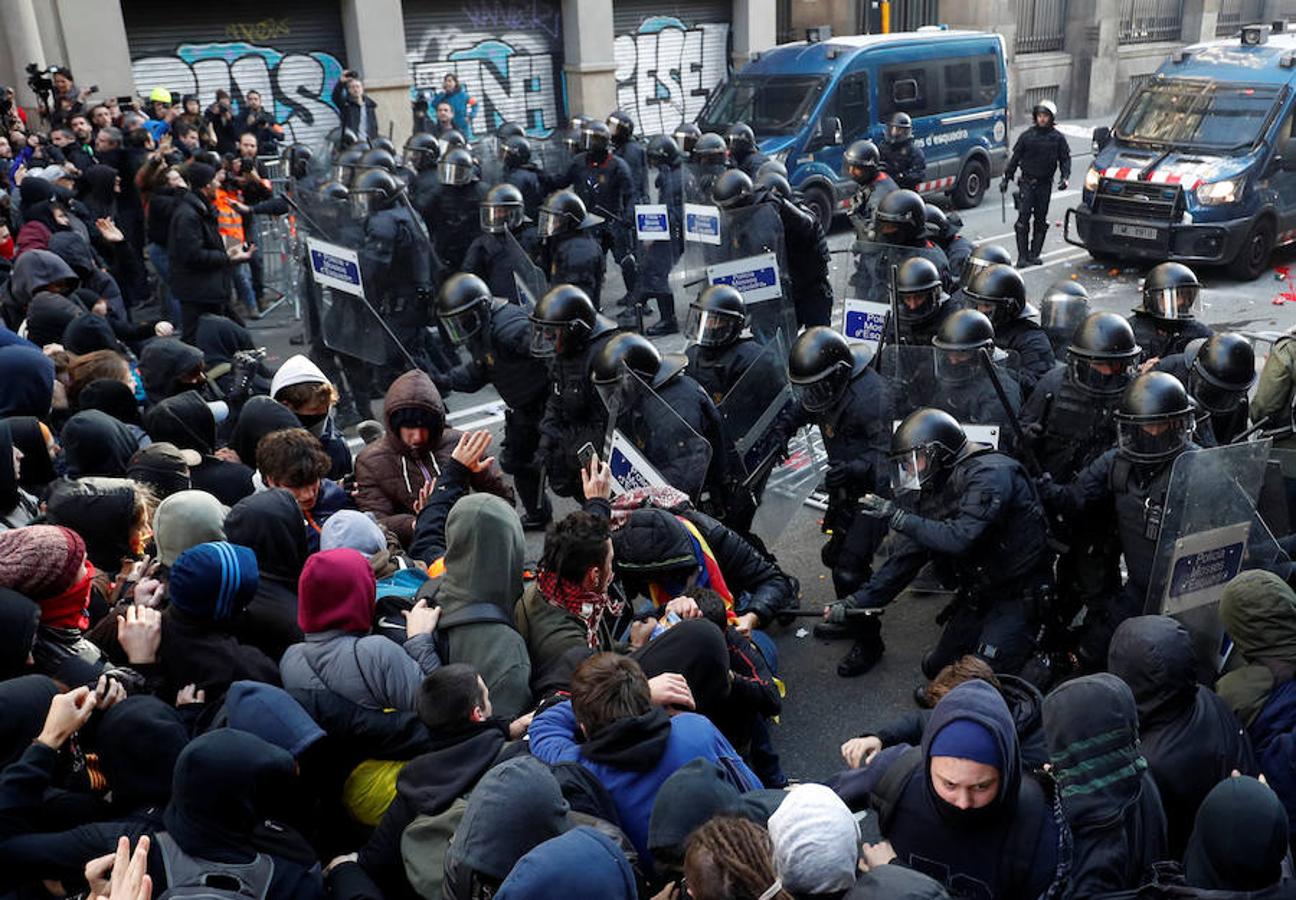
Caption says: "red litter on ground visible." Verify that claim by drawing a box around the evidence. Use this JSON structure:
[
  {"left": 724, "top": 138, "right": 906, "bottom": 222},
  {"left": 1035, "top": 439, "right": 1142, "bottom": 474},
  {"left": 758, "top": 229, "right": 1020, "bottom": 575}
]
[{"left": 1273, "top": 265, "right": 1296, "bottom": 304}]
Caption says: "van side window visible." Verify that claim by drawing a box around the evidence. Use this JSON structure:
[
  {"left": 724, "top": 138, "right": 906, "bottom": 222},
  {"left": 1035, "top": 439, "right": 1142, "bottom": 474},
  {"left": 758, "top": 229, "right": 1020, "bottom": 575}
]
[
  {"left": 1278, "top": 111, "right": 1295, "bottom": 158},
  {"left": 880, "top": 53, "right": 1001, "bottom": 119},
  {"left": 943, "top": 62, "right": 974, "bottom": 110},
  {"left": 833, "top": 72, "right": 870, "bottom": 141},
  {"left": 881, "top": 65, "right": 930, "bottom": 117}
]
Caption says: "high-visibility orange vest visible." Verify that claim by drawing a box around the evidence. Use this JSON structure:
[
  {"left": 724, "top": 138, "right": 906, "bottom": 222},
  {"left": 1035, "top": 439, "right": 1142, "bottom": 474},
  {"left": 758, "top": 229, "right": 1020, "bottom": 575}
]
[{"left": 214, "top": 189, "right": 245, "bottom": 243}]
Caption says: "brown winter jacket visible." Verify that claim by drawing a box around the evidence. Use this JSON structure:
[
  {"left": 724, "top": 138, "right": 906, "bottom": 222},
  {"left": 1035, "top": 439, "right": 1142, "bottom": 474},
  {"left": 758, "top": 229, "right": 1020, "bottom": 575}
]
[{"left": 353, "top": 370, "right": 513, "bottom": 545}]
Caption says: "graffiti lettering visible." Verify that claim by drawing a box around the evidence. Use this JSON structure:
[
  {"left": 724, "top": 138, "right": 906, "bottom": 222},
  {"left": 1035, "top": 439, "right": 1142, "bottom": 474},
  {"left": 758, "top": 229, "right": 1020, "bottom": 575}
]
[
  {"left": 614, "top": 17, "right": 730, "bottom": 137},
  {"left": 461, "top": 0, "right": 561, "bottom": 41},
  {"left": 224, "top": 18, "right": 291, "bottom": 43},
  {"left": 131, "top": 41, "right": 343, "bottom": 147},
  {"left": 407, "top": 27, "right": 562, "bottom": 137}
]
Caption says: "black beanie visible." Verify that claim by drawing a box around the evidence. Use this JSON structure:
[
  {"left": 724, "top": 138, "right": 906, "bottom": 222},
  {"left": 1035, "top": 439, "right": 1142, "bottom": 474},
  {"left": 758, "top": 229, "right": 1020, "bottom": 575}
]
[{"left": 186, "top": 162, "right": 216, "bottom": 191}]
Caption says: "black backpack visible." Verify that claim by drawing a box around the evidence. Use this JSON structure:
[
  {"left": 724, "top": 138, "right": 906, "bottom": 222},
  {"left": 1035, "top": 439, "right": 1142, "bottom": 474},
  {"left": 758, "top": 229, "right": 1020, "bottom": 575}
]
[{"left": 155, "top": 832, "right": 275, "bottom": 900}]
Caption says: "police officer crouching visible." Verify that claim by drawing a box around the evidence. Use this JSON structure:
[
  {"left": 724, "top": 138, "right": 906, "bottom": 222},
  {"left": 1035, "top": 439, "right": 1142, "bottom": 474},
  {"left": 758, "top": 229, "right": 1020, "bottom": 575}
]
[
  {"left": 963, "top": 263, "right": 1055, "bottom": 394},
  {"left": 1128, "top": 262, "right": 1214, "bottom": 364},
  {"left": 880, "top": 112, "right": 926, "bottom": 191},
  {"left": 436, "top": 273, "right": 553, "bottom": 528},
  {"left": 1001, "top": 99, "right": 1070, "bottom": 268},
  {"left": 1155, "top": 332, "right": 1255, "bottom": 445},
  {"left": 825, "top": 408, "right": 1054, "bottom": 681}
]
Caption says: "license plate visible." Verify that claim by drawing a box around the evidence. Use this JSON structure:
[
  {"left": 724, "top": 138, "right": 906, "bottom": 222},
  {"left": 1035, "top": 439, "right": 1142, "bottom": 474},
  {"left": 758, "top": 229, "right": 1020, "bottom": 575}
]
[{"left": 1111, "top": 223, "right": 1160, "bottom": 241}]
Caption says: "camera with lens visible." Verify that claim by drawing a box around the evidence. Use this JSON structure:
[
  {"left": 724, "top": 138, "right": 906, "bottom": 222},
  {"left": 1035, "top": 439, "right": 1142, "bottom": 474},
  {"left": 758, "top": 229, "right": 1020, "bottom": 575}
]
[{"left": 25, "top": 63, "right": 55, "bottom": 98}]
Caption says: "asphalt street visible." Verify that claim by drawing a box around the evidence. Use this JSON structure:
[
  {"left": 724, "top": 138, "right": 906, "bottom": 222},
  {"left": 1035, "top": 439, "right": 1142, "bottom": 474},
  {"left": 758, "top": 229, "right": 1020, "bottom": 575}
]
[{"left": 238, "top": 115, "right": 1296, "bottom": 785}]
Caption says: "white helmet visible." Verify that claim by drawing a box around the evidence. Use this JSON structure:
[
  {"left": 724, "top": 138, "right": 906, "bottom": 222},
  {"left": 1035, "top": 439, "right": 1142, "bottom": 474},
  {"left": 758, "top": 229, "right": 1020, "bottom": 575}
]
[{"left": 1033, "top": 99, "right": 1058, "bottom": 121}]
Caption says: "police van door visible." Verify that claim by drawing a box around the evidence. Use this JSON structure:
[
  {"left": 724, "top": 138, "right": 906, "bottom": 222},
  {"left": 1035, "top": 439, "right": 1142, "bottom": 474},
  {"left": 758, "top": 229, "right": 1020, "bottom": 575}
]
[
  {"left": 1268, "top": 106, "right": 1296, "bottom": 241},
  {"left": 806, "top": 69, "right": 869, "bottom": 217}
]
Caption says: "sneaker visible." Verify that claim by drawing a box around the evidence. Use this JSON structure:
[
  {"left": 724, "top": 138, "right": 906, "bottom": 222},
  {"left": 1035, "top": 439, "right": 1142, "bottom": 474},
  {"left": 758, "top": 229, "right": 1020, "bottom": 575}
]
[
  {"left": 245, "top": 306, "right": 263, "bottom": 320},
  {"left": 837, "top": 636, "right": 885, "bottom": 678},
  {"left": 646, "top": 319, "right": 679, "bottom": 337}
]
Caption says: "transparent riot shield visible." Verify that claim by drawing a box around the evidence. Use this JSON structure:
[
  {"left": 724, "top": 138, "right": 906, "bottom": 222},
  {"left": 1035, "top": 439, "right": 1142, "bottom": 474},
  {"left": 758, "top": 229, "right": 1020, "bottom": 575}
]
[
  {"left": 603, "top": 368, "right": 714, "bottom": 499},
  {"left": 878, "top": 345, "right": 1023, "bottom": 451},
  {"left": 750, "top": 424, "right": 827, "bottom": 545},
  {"left": 500, "top": 228, "right": 547, "bottom": 308},
  {"left": 533, "top": 134, "right": 574, "bottom": 185},
  {"left": 471, "top": 136, "right": 505, "bottom": 187},
  {"left": 1145, "top": 441, "right": 1287, "bottom": 674},
  {"left": 847, "top": 237, "right": 920, "bottom": 306},
  {"left": 717, "top": 332, "right": 796, "bottom": 485}
]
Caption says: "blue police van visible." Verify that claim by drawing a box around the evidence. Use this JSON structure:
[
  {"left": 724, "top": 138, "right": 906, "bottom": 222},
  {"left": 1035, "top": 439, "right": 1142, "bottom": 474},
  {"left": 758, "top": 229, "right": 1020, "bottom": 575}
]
[
  {"left": 695, "top": 28, "right": 1010, "bottom": 227},
  {"left": 1068, "top": 23, "right": 1296, "bottom": 280}
]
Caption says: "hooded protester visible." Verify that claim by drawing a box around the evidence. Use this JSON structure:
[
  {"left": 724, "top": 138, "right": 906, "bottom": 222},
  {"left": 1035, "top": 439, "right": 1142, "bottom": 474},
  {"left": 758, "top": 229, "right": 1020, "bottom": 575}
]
[
  {"left": 0, "top": 674, "right": 60, "bottom": 770},
  {"left": 59, "top": 409, "right": 139, "bottom": 477},
  {"left": 1107, "top": 616, "right": 1256, "bottom": 857},
  {"left": 846, "top": 866, "right": 950, "bottom": 900},
  {"left": 45, "top": 477, "right": 146, "bottom": 574},
  {"left": 97, "top": 695, "right": 191, "bottom": 813},
  {"left": 127, "top": 442, "right": 197, "bottom": 499},
  {"left": 5, "top": 249, "right": 75, "bottom": 332},
  {"left": 137, "top": 339, "right": 208, "bottom": 406},
  {"left": 830, "top": 680, "right": 1058, "bottom": 900},
  {"left": 0, "top": 420, "right": 40, "bottom": 529},
  {"left": 768, "top": 785, "right": 860, "bottom": 899},
  {"left": 5, "top": 417, "right": 58, "bottom": 496},
  {"left": 270, "top": 355, "right": 350, "bottom": 480},
  {"left": 194, "top": 314, "right": 270, "bottom": 403},
  {"left": 25, "top": 289, "right": 85, "bottom": 348},
  {"left": 647, "top": 758, "right": 743, "bottom": 877},
  {"left": 494, "top": 826, "right": 637, "bottom": 900},
  {"left": 1184, "top": 776, "right": 1290, "bottom": 893},
  {"left": 1216, "top": 569, "right": 1296, "bottom": 834},
  {"left": 48, "top": 230, "right": 127, "bottom": 323},
  {"left": 224, "top": 680, "right": 326, "bottom": 762},
  {"left": 0, "top": 589, "right": 40, "bottom": 678},
  {"left": 0, "top": 346, "right": 55, "bottom": 418},
  {"left": 77, "top": 378, "right": 142, "bottom": 427},
  {"left": 354, "top": 370, "right": 512, "bottom": 546},
  {"left": 280, "top": 548, "right": 442, "bottom": 712},
  {"left": 224, "top": 488, "right": 308, "bottom": 661},
  {"left": 633, "top": 618, "right": 733, "bottom": 723},
  {"left": 1043, "top": 673, "right": 1168, "bottom": 897},
  {"left": 229, "top": 395, "right": 300, "bottom": 468},
  {"left": 77, "top": 164, "right": 119, "bottom": 220},
  {"left": 158, "top": 541, "right": 278, "bottom": 702},
  {"left": 152, "top": 489, "right": 227, "bottom": 568},
  {"left": 62, "top": 315, "right": 128, "bottom": 359},
  {"left": 143, "top": 391, "right": 252, "bottom": 505}
]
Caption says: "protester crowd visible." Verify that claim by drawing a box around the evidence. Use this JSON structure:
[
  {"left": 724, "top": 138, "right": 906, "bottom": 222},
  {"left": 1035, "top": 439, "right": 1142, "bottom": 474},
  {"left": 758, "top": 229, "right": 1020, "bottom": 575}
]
[{"left": 0, "top": 64, "right": 1293, "bottom": 900}]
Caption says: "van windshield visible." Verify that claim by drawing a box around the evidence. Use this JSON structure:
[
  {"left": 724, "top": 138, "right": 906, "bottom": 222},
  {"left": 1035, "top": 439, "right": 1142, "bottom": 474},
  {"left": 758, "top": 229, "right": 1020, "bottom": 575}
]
[
  {"left": 1114, "top": 79, "right": 1281, "bottom": 152},
  {"left": 698, "top": 74, "right": 827, "bottom": 136}
]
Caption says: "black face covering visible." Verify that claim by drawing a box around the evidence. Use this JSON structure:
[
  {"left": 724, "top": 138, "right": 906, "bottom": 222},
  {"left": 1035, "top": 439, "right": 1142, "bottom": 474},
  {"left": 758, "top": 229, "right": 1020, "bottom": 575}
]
[
  {"left": 295, "top": 410, "right": 327, "bottom": 430},
  {"left": 929, "top": 784, "right": 1005, "bottom": 829}
]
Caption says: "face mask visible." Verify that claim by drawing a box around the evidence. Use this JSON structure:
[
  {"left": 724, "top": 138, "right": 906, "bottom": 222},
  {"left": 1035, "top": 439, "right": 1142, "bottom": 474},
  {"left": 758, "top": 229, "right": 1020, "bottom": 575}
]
[{"left": 297, "top": 411, "right": 328, "bottom": 436}]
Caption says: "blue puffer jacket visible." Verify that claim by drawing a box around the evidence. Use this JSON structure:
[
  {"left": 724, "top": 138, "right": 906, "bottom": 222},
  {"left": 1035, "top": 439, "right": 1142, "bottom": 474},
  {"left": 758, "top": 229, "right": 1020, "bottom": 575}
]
[
  {"left": 495, "top": 826, "right": 637, "bottom": 899},
  {"left": 429, "top": 85, "right": 475, "bottom": 139}
]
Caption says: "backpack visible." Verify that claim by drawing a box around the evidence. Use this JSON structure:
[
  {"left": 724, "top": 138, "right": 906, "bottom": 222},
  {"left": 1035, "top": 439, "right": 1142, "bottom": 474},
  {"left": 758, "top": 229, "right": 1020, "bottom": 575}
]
[
  {"left": 155, "top": 832, "right": 275, "bottom": 900},
  {"left": 400, "top": 795, "right": 469, "bottom": 900}
]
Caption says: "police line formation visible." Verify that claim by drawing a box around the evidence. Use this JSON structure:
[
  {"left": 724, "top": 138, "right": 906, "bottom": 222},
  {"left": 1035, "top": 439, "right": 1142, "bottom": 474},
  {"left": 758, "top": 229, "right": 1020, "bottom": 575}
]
[{"left": 1, "top": 97, "right": 1295, "bottom": 900}]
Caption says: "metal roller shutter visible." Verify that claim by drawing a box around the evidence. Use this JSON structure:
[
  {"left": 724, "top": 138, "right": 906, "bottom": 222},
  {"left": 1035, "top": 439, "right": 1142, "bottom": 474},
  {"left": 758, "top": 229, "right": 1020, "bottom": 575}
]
[
  {"left": 402, "top": 0, "right": 566, "bottom": 137},
  {"left": 613, "top": 0, "right": 733, "bottom": 136},
  {"left": 123, "top": 0, "right": 347, "bottom": 146}
]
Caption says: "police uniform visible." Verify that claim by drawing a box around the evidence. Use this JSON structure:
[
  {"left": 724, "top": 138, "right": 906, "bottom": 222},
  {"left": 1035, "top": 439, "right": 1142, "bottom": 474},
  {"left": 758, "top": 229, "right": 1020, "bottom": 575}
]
[
  {"left": 564, "top": 151, "right": 636, "bottom": 293},
  {"left": 881, "top": 138, "right": 926, "bottom": 191},
  {"left": 942, "top": 233, "right": 976, "bottom": 285},
  {"left": 462, "top": 225, "right": 541, "bottom": 303},
  {"left": 1128, "top": 312, "right": 1213, "bottom": 364},
  {"left": 995, "top": 314, "right": 1056, "bottom": 396},
  {"left": 424, "top": 180, "right": 488, "bottom": 273},
  {"left": 504, "top": 162, "right": 548, "bottom": 220},
  {"left": 848, "top": 172, "right": 898, "bottom": 239},
  {"left": 615, "top": 139, "right": 650, "bottom": 204},
  {"left": 537, "top": 321, "right": 622, "bottom": 498},
  {"left": 1154, "top": 351, "right": 1246, "bottom": 445},
  {"left": 361, "top": 201, "right": 438, "bottom": 375},
  {"left": 543, "top": 228, "right": 605, "bottom": 310},
  {"left": 686, "top": 338, "right": 767, "bottom": 405},
  {"left": 733, "top": 146, "right": 770, "bottom": 179},
  {"left": 852, "top": 240, "right": 950, "bottom": 304},
  {"left": 1004, "top": 119, "right": 1070, "bottom": 264},
  {"left": 767, "top": 191, "right": 833, "bottom": 327}
]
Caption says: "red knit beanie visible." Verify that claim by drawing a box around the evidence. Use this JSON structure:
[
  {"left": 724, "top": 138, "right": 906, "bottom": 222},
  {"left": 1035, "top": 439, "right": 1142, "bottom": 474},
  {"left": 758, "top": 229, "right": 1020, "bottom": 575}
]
[
  {"left": 296, "top": 547, "right": 377, "bottom": 634},
  {"left": 0, "top": 525, "right": 88, "bottom": 599}
]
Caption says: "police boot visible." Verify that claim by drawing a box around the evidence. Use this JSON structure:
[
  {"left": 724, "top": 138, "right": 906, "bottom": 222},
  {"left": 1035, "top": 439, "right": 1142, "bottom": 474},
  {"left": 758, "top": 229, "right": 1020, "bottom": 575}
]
[
  {"left": 1015, "top": 228, "right": 1032, "bottom": 269},
  {"left": 1028, "top": 224, "right": 1048, "bottom": 266},
  {"left": 646, "top": 293, "right": 679, "bottom": 337},
  {"left": 513, "top": 469, "right": 552, "bottom": 531},
  {"left": 838, "top": 627, "right": 885, "bottom": 678}
]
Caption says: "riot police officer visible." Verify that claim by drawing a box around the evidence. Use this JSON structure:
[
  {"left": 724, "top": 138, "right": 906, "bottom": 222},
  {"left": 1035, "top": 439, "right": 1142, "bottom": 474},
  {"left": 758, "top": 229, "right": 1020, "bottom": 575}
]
[
  {"left": 404, "top": 133, "right": 441, "bottom": 214},
  {"left": 854, "top": 189, "right": 950, "bottom": 300},
  {"left": 360, "top": 147, "right": 399, "bottom": 175},
  {"left": 1042, "top": 372, "right": 1199, "bottom": 667},
  {"left": 562, "top": 119, "right": 637, "bottom": 308},
  {"left": 925, "top": 204, "right": 974, "bottom": 284},
  {"left": 436, "top": 273, "right": 553, "bottom": 527},
  {"left": 673, "top": 122, "right": 702, "bottom": 159},
  {"left": 727, "top": 122, "right": 769, "bottom": 179},
  {"left": 501, "top": 136, "right": 548, "bottom": 219},
  {"left": 785, "top": 328, "right": 895, "bottom": 667},
  {"left": 639, "top": 134, "right": 687, "bottom": 336},
  {"left": 334, "top": 146, "right": 367, "bottom": 186},
  {"left": 1129, "top": 262, "right": 1214, "bottom": 364},
  {"left": 607, "top": 110, "right": 648, "bottom": 204},
  {"left": 894, "top": 256, "right": 956, "bottom": 347},
  {"left": 1002, "top": 99, "right": 1071, "bottom": 268},
  {"left": 712, "top": 170, "right": 791, "bottom": 312},
  {"left": 963, "top": 263, "right": 1055, "bottom": 394},
  {"left": 531, "top": 284, "right": 622, "bottom": 498},
  {"left": 1039, "top": 280, "right": 1091, "bottom": 357},
  {"left": 461, "top": 183, "right": 541, "bottom": 304},
  {"left": 691, "top": 132, "right": 731, "bottom": 202},
  {"left": 423, "top": 146, "right": 488, "bottom": 274},
  {"left": 844, "top": 139, "right": 897, "bottom": 238},
  {"left": 684, "top": 284, "right": 767, "bottom": 404},
  {"left": 825, "top": 407, "right": 1053, "bottom": 680},
  {"left": 952, "top": 243, "right": 1013, "bottom": 308},
  {"left": 537, "top": 189, "right": 605, "bottom": 309},
  {"left": 350, "top": 168, "right": 440, "bottom": 378},
  {"left": 931, "top": 309, "right": 1022, "bottom": 439},
  {"left": 754, "top": 171, "right": 834, "bottom": 327},
  {"left": 592, "top": 332, "right": 729, "bottom": 507},
  {"left": 1155, "top": 332, "right": 1255, "bottom": 445},
  {"left": 880, "top": 112, "right": 926, "bottom": 191}
]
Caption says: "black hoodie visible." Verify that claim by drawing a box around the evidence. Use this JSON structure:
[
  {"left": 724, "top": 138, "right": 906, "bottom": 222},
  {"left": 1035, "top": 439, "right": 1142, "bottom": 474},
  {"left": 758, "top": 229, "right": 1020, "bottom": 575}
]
[
  {"left": 143, "top": 391, "right": 253, "bottom": 505},
  {"left": 60, "top": 409, "right": 139, "bottom": 478},
  {"left": 5, "top": 416, "right": 57, "bottom": 493},
  {"left": 1108, "top": 615, "right": 1257, "bottom": 858},
  {"left": 0, "top": 347, "right": 55, "bottom": 418},
  {"left": 138, "top": 339, "right": 206, "bottom": 406},
  {"left": 0, "top": 589, "right": 39, "bottom": 679},
  {"left": 95, "top": 696, "right": 190, "bottom": 812},
  {"left": 77, "top": 379, "right": 142, "bottom": 427},
  {"left": 224, "top": 489, "right": 307, "bottom": 661},
  {"left": 26, "top": 290, "right": 85, "bottom": 347},
  {"left": 45, "top": 477, "right": 138, "bottom": 573},
  {"left": 228, "top": 396, "right": 300, "bottom": 469}
]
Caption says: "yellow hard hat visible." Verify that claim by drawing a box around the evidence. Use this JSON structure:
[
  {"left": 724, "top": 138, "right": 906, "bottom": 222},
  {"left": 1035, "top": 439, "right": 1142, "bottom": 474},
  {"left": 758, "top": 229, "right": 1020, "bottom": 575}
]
[{"left": 149, "top": 87, "right": 172, "bottom": 104}]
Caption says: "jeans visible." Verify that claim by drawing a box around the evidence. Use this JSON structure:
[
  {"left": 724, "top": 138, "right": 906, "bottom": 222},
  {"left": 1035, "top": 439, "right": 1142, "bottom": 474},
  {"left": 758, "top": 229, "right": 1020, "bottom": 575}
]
[
  {"left": 232, "top": 262, "right": 256, "bottom": 312},
  {"left": 146, "top": 242, "right": 180, "bottom": 325}
]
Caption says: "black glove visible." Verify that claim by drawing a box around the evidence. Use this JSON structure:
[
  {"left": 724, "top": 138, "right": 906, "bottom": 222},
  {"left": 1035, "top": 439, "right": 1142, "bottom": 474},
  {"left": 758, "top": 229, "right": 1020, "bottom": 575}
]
[
  {"left": 1057, "top": 179, "right": 1069, "bottom": 191},
  {"left": 857, "top": 493, "right": 896, "bottom": 520},
  {"left": 999, "top": 176, "right": 1011, "bottom": 193},
  {"left": 825, "top": 459, "right": 866, "bottom": 491}
]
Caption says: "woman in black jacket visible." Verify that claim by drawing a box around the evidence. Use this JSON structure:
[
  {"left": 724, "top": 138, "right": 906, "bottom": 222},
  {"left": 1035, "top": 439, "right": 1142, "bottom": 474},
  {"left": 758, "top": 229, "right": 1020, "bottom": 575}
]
[{"left": 166, "top": 162, "right": 251, "bottom": 341}]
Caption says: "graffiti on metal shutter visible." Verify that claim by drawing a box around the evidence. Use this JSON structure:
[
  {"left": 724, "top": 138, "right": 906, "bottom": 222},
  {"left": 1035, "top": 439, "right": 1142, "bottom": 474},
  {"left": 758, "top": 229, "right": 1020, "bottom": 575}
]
[
  {"left": 130, "top": 41, "right": 344, "bottom": 146},
  {"left": 614, "top": 16, "right": 730, "bottom": 137},
  {"left": 406, "top": 1, "right": 564, "bottom": 138}
]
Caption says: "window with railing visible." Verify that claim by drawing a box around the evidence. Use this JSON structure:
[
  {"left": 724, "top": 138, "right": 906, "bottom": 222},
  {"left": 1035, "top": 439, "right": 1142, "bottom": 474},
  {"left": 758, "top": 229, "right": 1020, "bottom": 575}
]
[
  {"left": 1118, "top": 0, "right": 1185, "bottom": 43},
  {"left": 1016, "top": 0, "right": 1068, "bottom": 53}
]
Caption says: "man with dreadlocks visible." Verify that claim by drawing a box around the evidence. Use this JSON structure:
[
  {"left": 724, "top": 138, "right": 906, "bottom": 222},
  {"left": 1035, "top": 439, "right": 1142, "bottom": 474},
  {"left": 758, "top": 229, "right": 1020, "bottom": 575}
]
[{"left": 682, "top": 816, "right": 795, "bottom": 900}]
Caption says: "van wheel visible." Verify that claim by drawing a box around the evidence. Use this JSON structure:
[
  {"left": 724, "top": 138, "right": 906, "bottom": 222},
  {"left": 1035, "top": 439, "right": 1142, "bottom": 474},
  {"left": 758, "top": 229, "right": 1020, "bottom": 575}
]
[
  {"left": 804, "top": 185, "right": 834, "bottom": 231},
  {"left": 952, "top": 159, "right": 988, "bottom": 209},
  {"left": 1229, "top": 218, "right": 1275, "bottom": 281}
]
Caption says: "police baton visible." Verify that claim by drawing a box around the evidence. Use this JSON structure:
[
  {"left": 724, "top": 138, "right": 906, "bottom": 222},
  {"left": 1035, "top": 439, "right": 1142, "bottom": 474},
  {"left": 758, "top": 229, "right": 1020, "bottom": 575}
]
[
  {"left": 1000, "top": 179, "right": 1007, "bottom": 223},
  {"left": 976, "top": 347, "right": 1043, "bottom": 479},
  {"left": 1230, "top": 414, "right": 1280, "bottom": 444},
  {"left": 784, "top": 608, "right": 885, "bottom": 618}
]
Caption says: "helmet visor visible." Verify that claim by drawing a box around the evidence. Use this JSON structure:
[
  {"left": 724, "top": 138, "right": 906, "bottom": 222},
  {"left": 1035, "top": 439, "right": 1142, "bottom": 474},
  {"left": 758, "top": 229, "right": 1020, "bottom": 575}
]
[
  {"left": 935, "top": 347, "right": 983, "bottom": 383},
  {"left": 898, "top": 286, "right": 941, "bottom": 323},
  {"left": 887, "top": 124, "right": 912, "bottom": 142},
  {"left": 889, "top": 447, "right": 934, "bottom": 494},
  {"left": 959, "top": 257, "right": 994, "bottom": 291},
  {"left": 1040, "top": 300, "right": 1088, "bottom": 343},
  {"left": 595, "top": 376, "right": 632, "bottom": 414},
  {"left": 438, "top": 159, "right": 473, "bottom": 185},
  {"left": 792, "top": 365, "right": 849, "bottom": 413},
  {"left": 685, "top": 307, "right": 744, "bottom": 347},
  {"left": 403, "top": 145, "right": 433, "bottom": 169},
  {"left": 529, "top": 320, "right": 566, "bottom": 358},
  {"left": 537, "top": 208, "right": 568, "bottom": 238},
  {"left": 348, "top": 191, "right": 373, "bottom": 219},
  {"left": 1116, "top": 413, "right": 1193, "bottom": 462},
  {"left": 1143, "top": 284, "right": 1200, "bottom": 320},
  {"left": 1069, "top": 355, "right": 1136, "bottom": 396},
  {"left": 480, "top": 203, "right": 520, "bottom": 234},
  {"left": 1189, "top": 369, "right": 1243, "bottom": 414},
  {"left": 439, "top": 305, "right": 488, "bottom": 345}
]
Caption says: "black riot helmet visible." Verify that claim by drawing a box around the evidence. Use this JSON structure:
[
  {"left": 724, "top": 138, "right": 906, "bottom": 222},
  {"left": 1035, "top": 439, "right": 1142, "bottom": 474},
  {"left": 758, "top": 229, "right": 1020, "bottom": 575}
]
[
  {"left": 896, "top": 256, "right": 944, "bottom": 326},
  {"left": 727, "top": 122, "right": 756, "bottom": 157},
  {"left": 334, "top": 146, "right": 366, "bottom": 186},
  {"left": 965, "top": 264, "right": 1027, "bottom": 325},
  {"left": 438, "top": 147, "right": 477, "bottom": 186},
  {"left": 1140, "top": 262, "right": 1201, "bottom": 324},
  {"left": 755, "top": 160, "right": 789, "bottom": 181},
  {"left": 403, "top": 133, "right": 440, "bottom": 172},
  {"left": 1115, "top": 372, "right": 1196, "bottom": 463},
  {"left": 537, "top": 189, "right": 600, "bottom": 239},
  {"left": 395, "top": 165, "right": 416, "bottom": 189},
  {"left": 497, "top": 122, "right": 525, "bottom": 145},
  {"left": 889, "top": 407, "right": 968, "bottom": 493},
  {"left": 326, "top": 126, "right": 360, "bottom": 151},
  {"left": 373, "top": 137, "right": 397, "bottom": 156},
  {"left": 480, "top": 183, "right": 525, "bottom": 234},
  {"left": 360, "top": 147, "right": 398, "bottom": 174},
  {"left": 592, "top": 332, "right": 657, "bottom": 409},
  {"left": 686, "top": 284, "right": 746, "bottom": 348},
  {"left": 693, "top": 132, "right": 729, "bottom": 167},
  {"left": 559, "top": 125, "right": 582, "bottom": 156},
  {"left": 712, "top": 169, "right": 755, "bottom": 210},
  {"left": 1187, "top": 332, "right": 1256, "bottom": 413},
  {"left": 283, "top": 143, "right": 313, "bottom": 181},
  {"left": 755, "top": 171, "right": 793, "bottom": 201},
  {"left": 646, "top": 134, "right": 682, "bottom": 166},
  {"left": 789, "top": 327, "right": 861, "bottom": 413},
  {"left": 960, "top": 243, "right": 1013, "bottom": 291},
  {"left": 1067, "top": 312, "right": 1141, "bottom": 397},
  {"left": 348, "top": 168, "right": 402, "bottom": 217},
  {"left": 843, "top": 140, "right": 881, "bottom": 185},
  {"left": 887, "top": 112, "right": 913, "bottom": 144},
  {"left": 530, "top": 284, "right": 599, "bottom": 358},
  {"left": 319, "top": 180, "right": 349, "bottom": 203},
  {"left": 502, "top": 136, "right": 532, "bottom": 168},
  {"left": 923, "top": 204, "right": 952, "bottom": 241},
  {"left": 673, "top": 122, "right": 702, "bottom": 156},
  {"left": 580, "top": 120, "right": 612, "bottom": 160},
  {"left": 873, "top": 189, "right": 927, "bottom": 245},
  {"left": 606, "top": 110, "right": 635, "bottom": 145},
  {"left": 1040, "top": 281, "right": 1091, "bottom": 353},
  {"left": 436, "top": 273, "right": 493, "bottom": 346},
  {"left": 442, "top": 130, "right": 467, "bottom": 151},
  {"left": 933, "top": 309, "right": 994, "bottom": 384}
]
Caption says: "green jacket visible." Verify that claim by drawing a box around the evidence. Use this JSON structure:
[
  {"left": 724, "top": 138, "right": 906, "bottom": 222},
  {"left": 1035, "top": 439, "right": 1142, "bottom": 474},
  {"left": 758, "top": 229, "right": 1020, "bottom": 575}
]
[{"left": 1251, "top": 335, "right": 1296, "bottom": 450}]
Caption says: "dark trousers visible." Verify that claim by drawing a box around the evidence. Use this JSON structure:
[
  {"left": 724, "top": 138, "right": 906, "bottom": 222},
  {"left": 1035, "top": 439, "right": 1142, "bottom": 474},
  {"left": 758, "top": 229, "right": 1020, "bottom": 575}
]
[
  {"left": 924, "top": 596, "right": 1035, "bottom": 678},
  {"left": 180, "top": 300, "right": 243, "bottom": 344},
  {"left": 501, "top": 407, "right": 550, "bottom": 521},
  {"left": 1015, "top": 176, "right": 1052, "bottom": 247}
]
